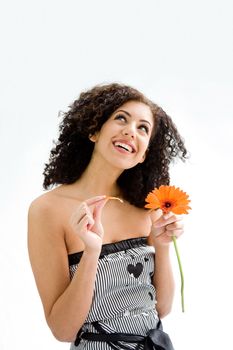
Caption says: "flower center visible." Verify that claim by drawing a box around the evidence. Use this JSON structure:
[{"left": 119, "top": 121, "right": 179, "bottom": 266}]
[{"left": 164, "top": 201, "right": 172, "bottom": 208}]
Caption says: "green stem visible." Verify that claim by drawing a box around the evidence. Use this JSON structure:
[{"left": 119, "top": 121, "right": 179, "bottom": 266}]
[{"left": 172, "top": 235, "right": 185, "bottom": 312}]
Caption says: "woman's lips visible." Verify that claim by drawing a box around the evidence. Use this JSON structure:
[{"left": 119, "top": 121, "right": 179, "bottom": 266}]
[
  {"left": 113, "top": 143, "right": 132, "bottom": 154},
  {"left": 112, "top": 140, "right": 136, "bottom": 153}
]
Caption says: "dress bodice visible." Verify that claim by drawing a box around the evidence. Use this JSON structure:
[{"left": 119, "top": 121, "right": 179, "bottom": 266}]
[{"left": 69, "top": 237, "right": 159, "bottom": 350}]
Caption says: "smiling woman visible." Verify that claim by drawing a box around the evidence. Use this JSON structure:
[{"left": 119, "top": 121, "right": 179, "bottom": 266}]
[{"left": 28, "top": 83, "right": 188, "bottom": 349}]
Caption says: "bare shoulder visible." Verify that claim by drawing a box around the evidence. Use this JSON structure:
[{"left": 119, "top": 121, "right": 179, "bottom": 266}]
[
  {"left": 27, "top": 189, "right": 71, "bottom": 319},
  {"left": 27, "top": 189, "right": 69, "bottom": 258},
  {"left": 29, "top": 190, "right": 61, "bottom": 216},
  {"left": 27, "top": 189, "right": 67, "bottom": 264},
  {"left": 28, "top": 187, "right": 70, "bottom": 226}
]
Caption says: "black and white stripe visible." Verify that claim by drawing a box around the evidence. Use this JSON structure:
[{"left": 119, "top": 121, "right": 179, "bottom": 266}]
[{"left": 69, "top": 237, "right": 159, "bottom": 350}]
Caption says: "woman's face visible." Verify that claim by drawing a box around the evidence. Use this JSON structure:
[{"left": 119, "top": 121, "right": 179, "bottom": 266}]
[{"left": 91, "top": 100, "right": 154, "bottom": 170}]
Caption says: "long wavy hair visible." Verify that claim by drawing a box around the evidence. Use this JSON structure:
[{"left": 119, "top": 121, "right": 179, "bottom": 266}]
[{"left": 43, "top": 83, "right": 188, "bottom": 207}]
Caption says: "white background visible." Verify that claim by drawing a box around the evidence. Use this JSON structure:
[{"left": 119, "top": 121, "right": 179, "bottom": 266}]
[{"left": 1, "top": 0, "right": 233, "bottom": 349}]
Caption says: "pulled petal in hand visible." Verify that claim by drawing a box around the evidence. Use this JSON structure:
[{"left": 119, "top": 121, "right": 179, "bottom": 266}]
[{"left": 106, "top": 196, "right": 124, "bottom": 203}]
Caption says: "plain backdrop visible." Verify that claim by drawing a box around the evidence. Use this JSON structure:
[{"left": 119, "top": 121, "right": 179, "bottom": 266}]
[{"left": 1, "top": 1, "right": 233, "bottom": 349}]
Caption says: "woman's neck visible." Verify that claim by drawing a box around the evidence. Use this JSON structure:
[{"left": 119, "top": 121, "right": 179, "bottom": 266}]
[{"left": 73, "top": 155, "right": 123, "bottom": 198}]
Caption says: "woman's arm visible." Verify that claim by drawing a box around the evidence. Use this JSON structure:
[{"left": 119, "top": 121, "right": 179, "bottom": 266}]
[
  {"left": 28, "top": 195, "right": 106, "bottom": 342},
  {"left": 148, "top": 210, "right": 184, "bottom": 318},
  {"left": 147, "top": 235, "right": 174, "bottom": 318}
]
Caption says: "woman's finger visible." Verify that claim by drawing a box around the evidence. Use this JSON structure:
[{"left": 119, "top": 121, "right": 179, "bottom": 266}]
[
  {"left": 151, "top": 225, "right": 166, "bottom": 237},
  {"left": 149, "top": 209, "right": 163, "bottom": 223},
  {"left": 165, "top": 221, "right": 184, "bottom": 231},
  {"left": 78, "top": 214, "right": 89, "bottom": 232},
  {"left": 165, "top": 228, "right": 184, "bottom": 237},
  {"left": 93, "top": 198, "right": 108, "bottom": 221},
  {"left": 163, "top": 212, "right": 173, "bottom": 220},
  {"left": 154, "top": 215, "right": 183, "bottom": 228},
  {"left": 70, "top": 202, "right": 94, "bottom": 227},
  {"left": 85, "top": 195, "right": 107, "bottom": 206}
]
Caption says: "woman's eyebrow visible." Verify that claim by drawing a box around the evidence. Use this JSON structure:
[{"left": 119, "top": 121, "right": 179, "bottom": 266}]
[{"left": 115, "top": 109, "right": 152, "bottom": 126}]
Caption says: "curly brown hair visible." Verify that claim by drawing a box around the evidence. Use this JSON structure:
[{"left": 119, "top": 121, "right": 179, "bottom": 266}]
[{"left": 43, "top": 83, "right": 188, "bottom": 207}]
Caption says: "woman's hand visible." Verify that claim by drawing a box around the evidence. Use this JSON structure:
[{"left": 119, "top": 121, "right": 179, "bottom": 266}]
[
  {"left": 69, "top": 195, "right": 108, "bottom": 253},
  {"left": 149, "top": 209, "right": 184, "bottom": 246}
]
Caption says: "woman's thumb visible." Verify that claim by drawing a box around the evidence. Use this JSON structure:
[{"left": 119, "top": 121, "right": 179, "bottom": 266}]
[
  {"left": 149, "top": 208, "right": 163, "bottom": 223},
  {"left": 93, "top": 198, "right": 108, "bottom": 221}
]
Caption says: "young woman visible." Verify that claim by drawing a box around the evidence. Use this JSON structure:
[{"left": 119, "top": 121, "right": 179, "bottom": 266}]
[{"left": 28, "top": 83, "right": 187, "bottom": 349}]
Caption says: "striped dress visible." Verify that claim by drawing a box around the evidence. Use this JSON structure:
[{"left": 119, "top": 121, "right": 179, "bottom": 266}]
[{"left": 69, "top": 237, "right": 159, "bottom": 350}]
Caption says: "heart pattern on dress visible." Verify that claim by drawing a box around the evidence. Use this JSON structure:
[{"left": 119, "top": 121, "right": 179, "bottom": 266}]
[{"left": 127, "top": 262, "right": 143, "bottom": 278}]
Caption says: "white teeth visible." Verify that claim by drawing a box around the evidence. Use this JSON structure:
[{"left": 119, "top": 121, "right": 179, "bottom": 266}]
[{"left": 114, "top": 142, "right": 133, "bottom": 153}]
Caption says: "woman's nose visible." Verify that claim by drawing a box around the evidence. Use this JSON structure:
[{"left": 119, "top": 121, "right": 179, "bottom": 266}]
[{"left": 122, "top": 123, "right": 136, "bottom": 138}]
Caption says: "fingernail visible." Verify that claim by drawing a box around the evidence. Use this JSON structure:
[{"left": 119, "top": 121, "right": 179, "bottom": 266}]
[{"left": 163, "top": 214, "right": 170, "bottom": 220}]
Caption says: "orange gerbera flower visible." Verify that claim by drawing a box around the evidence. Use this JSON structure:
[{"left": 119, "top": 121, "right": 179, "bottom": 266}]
[
  {"left": 145, "top": 185, "right": 191, "bottom": 313},
  {"left": 145, "top": 185, "right": 191, "bottom": 214}
]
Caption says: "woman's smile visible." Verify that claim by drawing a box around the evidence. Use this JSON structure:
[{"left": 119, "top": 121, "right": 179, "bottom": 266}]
[{"left": 112, "top": 139, "right": 136, "bottom": 154}]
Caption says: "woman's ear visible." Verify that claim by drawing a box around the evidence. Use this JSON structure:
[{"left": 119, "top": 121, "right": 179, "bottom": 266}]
[
  {"left": 89, "top": 133, "right": 98, "bottom": 142},
  {"left": 139, "top": 153, "right": 146, "bottom": 163},
  {"left": 139, "top": 148, "right": 149, "bottom": 163}
]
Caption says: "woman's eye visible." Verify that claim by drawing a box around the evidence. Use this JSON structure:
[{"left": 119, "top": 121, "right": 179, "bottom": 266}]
[
  {"left": 139, "top": 124, "right": 149, "bottom": 133},
  {"left": 115, "top": 114, "right": 126, "bottom": 122}
]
